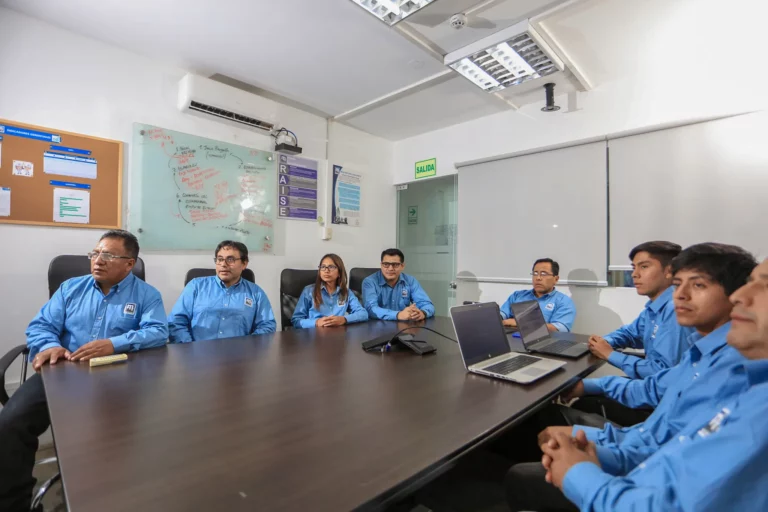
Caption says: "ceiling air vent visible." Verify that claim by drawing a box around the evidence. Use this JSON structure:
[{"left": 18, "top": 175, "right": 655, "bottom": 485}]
[{"left": 188, "top": 101, "right": 275, "bottom": 132}]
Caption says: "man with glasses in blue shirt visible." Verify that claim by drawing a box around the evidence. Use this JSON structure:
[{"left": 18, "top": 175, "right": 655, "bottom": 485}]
[
  {"left": 504, "top": 243, "right": 758, "bottom": 512},
  {"left": 500, "top": 258, "right": 576, "bottom": 332},
  {"left": 362, "top": 248, "right": 435, "bottom": 321},
  {"left": 0, "top": 229, "right": 168, "bottom": 512},
  {"left": 168, "top": 240, "right": 275, "bottom": 342},
  {"left": 534, "top": 254, "right": 768, "bottom": 511}
]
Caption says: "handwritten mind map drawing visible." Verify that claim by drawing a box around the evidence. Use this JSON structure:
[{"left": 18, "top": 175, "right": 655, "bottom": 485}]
[{"left": 129, "top": 123, "right": 276, "bottom": 252}]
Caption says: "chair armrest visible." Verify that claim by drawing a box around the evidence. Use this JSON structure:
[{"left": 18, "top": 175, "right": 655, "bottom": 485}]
[{"left": 0, "top": 345, "right": 29, "bottom": 406}]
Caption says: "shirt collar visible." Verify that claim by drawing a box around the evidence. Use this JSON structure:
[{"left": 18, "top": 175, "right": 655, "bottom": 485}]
[
  {"left": 378, "top": 270, "right": 405, "bottom": 288},
  {"left": 531, "top": 288, "right": 557, "bottom": 301},
  {"left": 690, "top": 322, "right": 731, "bottom": 358},
  {"left": 91, "top": 272, "right": 135, "bottom": 294},
  {"left": 216, "top": 276, "right": 242, "bottom": 289},
  {"left": 647, "top": 286, "right": 675, "bottom": 313},
  {"left": 321, "top": 285, "right": 341, "bottom": 297},
  {"left": 743, "top": 359, "right": 768, "bottom": 387}
]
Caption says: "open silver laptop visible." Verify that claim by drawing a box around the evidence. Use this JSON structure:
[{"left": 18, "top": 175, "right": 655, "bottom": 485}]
[{"left": 450, "top": 302, "right": 566, "bottom": 384}]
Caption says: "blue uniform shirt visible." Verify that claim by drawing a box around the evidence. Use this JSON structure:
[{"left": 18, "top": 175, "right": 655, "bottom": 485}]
[
  {"left": 292, "top": 284, "right": 368, "bottom": 329},
  {"left": 593, "top": 343, "right": 746, "bottom": 476},
  {"left": 362, "top": 271, "right": 435, "bottom": 321},
  {"left": 604, "top": 286, "right": 693, "bottom": 378},
  {"left": 26, "top": 273, "right": 168, "bottom": 357},
  {"left": 576, "top": 323, "right": 732, "bottom": 446},
  {"left": 499, "top": 289, "right": 576, "bottom": 332},
  {"left": 168, "top": 276, "right": 276, "bottom": 342},
  {"left": 563, "top": 358, "right": 768, "bottom": 512}
]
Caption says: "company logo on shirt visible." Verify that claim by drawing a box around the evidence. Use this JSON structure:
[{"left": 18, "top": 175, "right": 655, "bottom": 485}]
[
  {"left": 697, "top": 407, "right": 731, "bottom": 438},
  {"left": 401, "top": 288, "right": 409, "bottom": 298},
  {"left": 338, "top": 297, "right": 345, "bottom": 306},
  {"left": 244, "top": 297, "right": 254, "bottom": 308},
  {"left": 652, "top": 323, "right": 659, "bottom": 339},
  {"left": 123, "top": 303, "right": 137, "bottom": 316},
  {"left": 545, "top": 303, "right": 555, "bottom": 311}
]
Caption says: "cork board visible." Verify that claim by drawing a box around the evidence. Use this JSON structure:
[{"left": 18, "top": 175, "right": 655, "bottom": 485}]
[{"left": 0, "top": 118, "right": 122, "bottom": 229}]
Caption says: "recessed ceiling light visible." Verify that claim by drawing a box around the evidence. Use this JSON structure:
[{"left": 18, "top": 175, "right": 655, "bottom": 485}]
[
  {"left": 349, "top": 0, "right": 437, "bottom": 26},
  {"left": 445, "top": 20, "right": 563, "bottom": 93}
]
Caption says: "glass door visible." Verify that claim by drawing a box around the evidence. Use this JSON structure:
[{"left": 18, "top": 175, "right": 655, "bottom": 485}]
[{"left": 396, "top": 175, "right": 458, "bottom": 317}]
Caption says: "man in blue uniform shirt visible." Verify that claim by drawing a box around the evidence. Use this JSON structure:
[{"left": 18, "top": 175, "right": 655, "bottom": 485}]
[
  {"left": 500, "top": 258, "right": 576, "bottom": 332},
  {"left": 362, "top": 248, "right": 435, "bottom": 321},
  {"left": 504, "top": 243, "right": 758, "bottom": 511},
  {"left": 0, "top": 230, "right": 168, "bottom": 512},
  {"left": 540, "top": 255, "right": 768, "bottom": 512},
  {"left": 168, "top": 241, "right": 275, "bottom": 342},
  {"left": 573, "top": 241, "right": 693, "bottom": 426}
]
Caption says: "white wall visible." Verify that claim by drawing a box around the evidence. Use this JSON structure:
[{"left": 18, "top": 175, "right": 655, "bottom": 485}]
[
  {"left": 0, "top": 7, "right": 396, "bottom": 387},
  {"left": 394, "top": 0, "right": 768, "bottom": 331}
]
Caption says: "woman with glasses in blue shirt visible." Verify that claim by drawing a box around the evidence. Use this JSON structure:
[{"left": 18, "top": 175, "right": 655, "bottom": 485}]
[{"left": 292, "top": 253, "right": 368, "bottom": 329}]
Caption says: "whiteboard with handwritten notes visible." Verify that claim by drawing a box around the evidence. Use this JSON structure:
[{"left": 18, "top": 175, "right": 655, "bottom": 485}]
[{"left": 128, "top": 123, "right": 276, "bottom": 252}]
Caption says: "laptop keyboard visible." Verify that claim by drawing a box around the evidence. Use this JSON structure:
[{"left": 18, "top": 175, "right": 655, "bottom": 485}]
[
  {"left": 485, "top": 355, "right": 540, "bottom": 375},
  {"left": 539, "top": 340, "right": 576, "bottom": 354}
]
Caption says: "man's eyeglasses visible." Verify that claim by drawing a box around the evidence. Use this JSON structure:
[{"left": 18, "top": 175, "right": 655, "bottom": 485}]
[
  {"left": 319, "top": 265, "right": 338, "bottom": 272},
  {"left": 381, "top": 262, "right": 402, "bottom": 269},
  {"left": 87, "top": 252, "right": 133, "bottom": 262},
  {"left": 215, "top": 257, "right": 243, "bottom": 265},
  {"left": 531, "top": 271, "right": 555, "bottom": 278}
]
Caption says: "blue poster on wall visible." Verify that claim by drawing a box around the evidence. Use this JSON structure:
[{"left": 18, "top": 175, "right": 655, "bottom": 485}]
[
  {"left": 331, "top": 165, "right": 361, "bottom": 227},
  {"left": 277, "top": 154, "right": 318, "bottom": 221}
]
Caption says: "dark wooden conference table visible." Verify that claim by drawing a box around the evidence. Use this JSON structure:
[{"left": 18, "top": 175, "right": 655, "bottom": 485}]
[{"left": 41, "top": 317, "right": 604, "bottom": 512}]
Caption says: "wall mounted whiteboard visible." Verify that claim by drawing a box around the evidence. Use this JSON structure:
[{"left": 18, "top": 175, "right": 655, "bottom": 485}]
[
  {"left": 128, "top": 123, "right": 276, "bottom": 252},
  {"left": 457, "top": 141, "right": 608, "bottom": 285},
  {"left": 608, "top": 112, "right": 768, "bottom": 269}
]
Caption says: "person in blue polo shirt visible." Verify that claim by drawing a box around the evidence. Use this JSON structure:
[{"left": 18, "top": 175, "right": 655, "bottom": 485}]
[
  {"left": 587, "top": 241, "right": 691, "bottom": 378},
  {"left": 0, "top": 230, "right": 168, "bottom": 512},
  {"left": 362, "top": 248, "right": 435, "bottom": 321},
  {"left": 168, "top": 240, "right": 275, "bottom": 342},
  {"left": 500, "top": 258, "right": 576, "bottom": 332},
  {"left": 292, "top": 253, "right": 368, "bottom": 328},
  {"left": 572, "top": 241, "right": 694, "bottom": 426},
  {"left": 534, "top": 255, "right": 768, "bottom": 512},
  {"left": 504, "top": 243, "right": 758, "bottom": 512}
]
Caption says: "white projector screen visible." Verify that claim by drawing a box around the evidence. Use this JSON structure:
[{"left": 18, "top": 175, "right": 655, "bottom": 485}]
[
  {"left": 608, "top": 112, "right": 768, "bottom": 269},
  {"left": 458, "top": 141, "right": 608, "bottom": 285}
]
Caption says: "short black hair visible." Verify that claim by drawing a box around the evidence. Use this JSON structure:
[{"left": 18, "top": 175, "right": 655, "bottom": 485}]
[
  {"left": 671, "top": 243, "right": 757, "bottom": 295},
  {"left": 100, "top": 230, "right": 139, "bottom": 259},
  {"left": 533, "top": 258, "right": 559, "bottom": 276},
  {"left": 215, "top": 240, "right": 249, "bottom": 263},
  {"left": 629, "top": 241, "right": 682, "bottom": 268},
  {"left": 381, "top": 248, "right": 405, "bottom": 263}
]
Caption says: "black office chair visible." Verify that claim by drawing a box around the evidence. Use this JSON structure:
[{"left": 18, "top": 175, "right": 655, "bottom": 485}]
[
  {"left": 279, "top": 269, "right": 318, "bottom": 331},
  {"left": 0, "top": 254, "right": 146, "bottom": 510},
  {"left": 349, "top": 267, "right": 379, "bottom": 301},
  {"left": 184, "top": 268, "right": 256, "bottom": 286}
]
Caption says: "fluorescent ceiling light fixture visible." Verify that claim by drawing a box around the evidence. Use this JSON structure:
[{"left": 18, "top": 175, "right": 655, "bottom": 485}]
[
  {"left": 445, "top": 21, "right": 564, "bottom": 93},
  {"left": 349, "top": 0, "right": 437, "bottom": 26}
]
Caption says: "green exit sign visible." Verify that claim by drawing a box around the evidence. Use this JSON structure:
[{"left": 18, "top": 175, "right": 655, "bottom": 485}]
[{"left": 415, "top": 158, "right": 437, "bottom": 179}]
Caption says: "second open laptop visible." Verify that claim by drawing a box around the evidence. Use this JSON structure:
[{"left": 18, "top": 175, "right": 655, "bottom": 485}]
[
  {"left": 509, "top": 300, "right": 590, "bottom": 358},
  {"left": 450, "top": 302, "right": 565, "bottom": 384}
]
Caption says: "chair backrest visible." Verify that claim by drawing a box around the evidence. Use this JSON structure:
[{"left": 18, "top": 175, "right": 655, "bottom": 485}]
[
  {"left": 349, "top": 267, "right": 379, "bottom": 301},
  {"left": 184, "top": 268, "right": 256, "bottom": 286},
  {"left": 48, "top": 255, "right": 146, "bottom": 298},
  {"left": 279, "top": 269, "right": 318, "bottom": 330}
]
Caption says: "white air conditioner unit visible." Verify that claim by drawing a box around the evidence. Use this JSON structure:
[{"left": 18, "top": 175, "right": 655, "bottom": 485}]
[{"left": 177, "top": 74, "right": 278, "bottom": 133}]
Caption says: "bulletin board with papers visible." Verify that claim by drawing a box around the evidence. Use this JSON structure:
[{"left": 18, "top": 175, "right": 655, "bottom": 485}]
[{"left": 0, "top": 118, "right": 123, "bottom": 228}]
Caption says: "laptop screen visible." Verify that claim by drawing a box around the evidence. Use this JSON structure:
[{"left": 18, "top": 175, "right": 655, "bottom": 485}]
[
  {"left": 510, "top": 301, "right": 551, "bottom": 345},
  {"left": 450, "top": 302, "right": 510, "bottom": 366}
]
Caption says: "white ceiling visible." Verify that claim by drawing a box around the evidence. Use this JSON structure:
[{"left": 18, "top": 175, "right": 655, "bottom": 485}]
[
  {"left": 2, "top": 0, "right": 705, "bottom": 141},
  {"left": 0, "top": 0, "right": 447, "bottom": 116}
]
